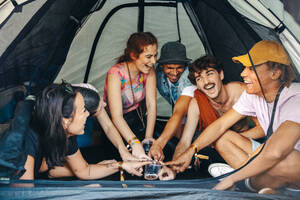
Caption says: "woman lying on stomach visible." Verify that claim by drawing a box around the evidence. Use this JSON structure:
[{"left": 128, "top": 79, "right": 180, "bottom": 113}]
[{"left": 20, "top": 82, "right": 150, "bottom": 180}]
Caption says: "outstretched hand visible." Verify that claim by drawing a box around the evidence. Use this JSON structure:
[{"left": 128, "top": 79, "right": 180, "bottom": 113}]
[
  {"left": 132, "top": 143, "right": 151, "bottom": 161},
  {"left": 122, "top": 161, "right": 152, "bottom": 177},
  {"left": 164, "top": 148, "right": 194, "bottom": 173},
  {"left": 149, "top": 141, "right": 165, "bottom": 161},
  {"left": 158, "top": 166, "right": 176, "bottom": 180},
  {"left": 119, "top": 148, "right": 140, "bottom": 161}
]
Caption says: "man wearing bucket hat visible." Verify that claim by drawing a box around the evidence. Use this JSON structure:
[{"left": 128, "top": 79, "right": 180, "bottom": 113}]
[
  {"left": 167, "top": 40, "right": 300, "bottom": 194},
  {"left": 150, "top": 41, "right": 196, "bottom": 180},
  {"left": 156, "top": 41, "right": 193, "bottom": 107},
  {"left": 150, "top": 42, "right": 194, "bottom": 154}
]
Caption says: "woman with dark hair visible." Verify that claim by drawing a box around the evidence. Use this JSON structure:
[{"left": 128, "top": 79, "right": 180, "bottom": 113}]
[
  {"left": 104, "top": 32, "right": 158, "bottom": 159},
  {"left": 72, "top": 83, "right": 136, "bottom": 162},
  {"left": 20, "top": 82, "right": 150, "bottom": 180}
]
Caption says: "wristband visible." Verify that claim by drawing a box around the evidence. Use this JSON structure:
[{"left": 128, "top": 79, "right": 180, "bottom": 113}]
[
  {"left": 118, "top": 161, "right": 125, "bottom": 181},
  {"left": 191, "top": 144, "right": 198, "bottom": 154},
  {"left": 127, "top": 137, "right": 141, "bottom": 148},
  {"left": 117, "top": 161, "right": 123, "bottom": 171}
]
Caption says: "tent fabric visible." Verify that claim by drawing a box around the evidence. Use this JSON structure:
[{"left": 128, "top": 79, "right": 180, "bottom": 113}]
[
  {"left": 1, "top": 0, "right": 300, "bottom": 199},
  {"left": 1, "top": 0, "right": 299, "bottom": 116}
]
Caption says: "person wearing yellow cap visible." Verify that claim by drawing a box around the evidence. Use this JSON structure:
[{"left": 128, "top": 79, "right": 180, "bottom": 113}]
[{"left": 166, "top": 40, "right": 300, "bottom": 194}]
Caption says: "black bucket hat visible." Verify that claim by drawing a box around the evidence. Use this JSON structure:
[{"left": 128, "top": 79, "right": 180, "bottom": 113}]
[{"left": 157, "top": 41, "right": 192, "bottom": 64}]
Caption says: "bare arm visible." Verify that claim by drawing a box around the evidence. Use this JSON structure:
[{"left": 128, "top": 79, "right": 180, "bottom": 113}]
[
  {"left": 240, "top": 117, "right": 265, "bottom": 139},
  {"left": 95, "top": 100, "right": 135, "bottom": 161},
  {"left": 166, "top": 108, "right": 244, "bottom": 172},
  {"left": 215, "top": 120, "right": 300, "bottom": 190},
  {"left": 144, "top": 68, "right": 157, "bottom": 139},
  {"left": 107, "top": 74, "right": 136, "bottom": 142},
  {"left": 65, "top": 150, "right": 119, "bottom": 180},
  {"left": 60, "top": 150, "right": 150, "bottom": 180},
  {"left": 173, "top": 98, "right": 199, "bottom": 160},
  {"left": 149, "top": 95, "right": 192, "bottom": 160}
]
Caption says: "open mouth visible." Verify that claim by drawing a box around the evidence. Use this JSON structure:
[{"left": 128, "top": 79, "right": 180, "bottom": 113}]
[
  {"left": 204, "top": 83, "right": 215, "bottom": 91},
  {"left": 145, "top": 64, "right": 152, "bottom": 69},
  {"left": 169, "top": 75, "right": 179, "bottom": 82},
  {"left": 244, "top": 80, "right": 253, "bottom": 86}
]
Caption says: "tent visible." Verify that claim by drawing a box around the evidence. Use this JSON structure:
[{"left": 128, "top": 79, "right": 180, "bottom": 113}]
[{"left": 0, "top": 0, "right": 300, "bottom": 199}]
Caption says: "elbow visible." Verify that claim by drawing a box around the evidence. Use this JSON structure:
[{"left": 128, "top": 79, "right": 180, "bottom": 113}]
[
  {"left": 74, "top": 171, "right": 91, "bottom": 180},
  {"left": 111, "top": 113, "right": 122, "bottom": 124}
]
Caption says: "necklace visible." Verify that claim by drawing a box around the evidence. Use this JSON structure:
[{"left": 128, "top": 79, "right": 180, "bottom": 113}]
[{"left": 126, "top": 62, "right": 146, "bottom": 129}]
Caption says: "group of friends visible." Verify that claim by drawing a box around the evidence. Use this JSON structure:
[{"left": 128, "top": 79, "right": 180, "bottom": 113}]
[{"left": 8, "top": 32, "right": 300, "bottom": 194}]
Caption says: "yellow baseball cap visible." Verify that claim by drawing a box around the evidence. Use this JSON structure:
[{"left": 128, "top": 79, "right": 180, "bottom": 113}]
[{"left": 232, "top": 40, "right": 290, "bottom": 67}]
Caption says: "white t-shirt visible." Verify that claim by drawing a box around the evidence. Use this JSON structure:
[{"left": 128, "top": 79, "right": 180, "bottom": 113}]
[
  {"left": 181, "top": 85, "right": 197, "bottom": 97},
  {"left": 233, "top": 83, "right": 300, "bottom": 151}
]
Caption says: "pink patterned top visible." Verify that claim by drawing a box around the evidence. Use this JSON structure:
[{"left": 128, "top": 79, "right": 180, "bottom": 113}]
[{"left": 104, "top": 63, "right": 148, "bottom": 114}]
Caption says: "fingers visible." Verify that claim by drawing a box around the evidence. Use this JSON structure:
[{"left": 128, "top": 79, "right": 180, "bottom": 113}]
[
  {"left": 138, "top": 154, "right": 152, "bottom": 161},
  {"left": 131, "top": 169, "right": 143, "bottom": 177},
  {"left": 138, "top": 161, "right": 152, "bottom": 167},
  {"left": 128, "top": 161, "right": 151, "bottom": 177},
  {"left": 158, "top": 167, "right": 175, "bottom": 181},
  {"left": 164, "top": 161, "right": 184, "bottom": 174},
  {"left": 126, "top": 157, "right": 140, "bottom": 161},
  {"left": 142, "top": 137, "right": 155, "bottom": 143},
  {"left": 97, "top": 159, "right": 117, "bottom": 165},
  {"left": 164, "top": 160, "right": 175, "bottom": 166},
  {"left": 153, "top": 152, "right": 164, "bottom": 161}
]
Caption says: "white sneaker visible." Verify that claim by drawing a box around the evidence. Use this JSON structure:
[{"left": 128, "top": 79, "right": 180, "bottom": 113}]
[{"left": 208, "top": 163, "right": 234, "bottom": 178}]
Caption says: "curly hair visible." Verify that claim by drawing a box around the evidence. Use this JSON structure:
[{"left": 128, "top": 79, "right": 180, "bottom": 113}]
[{"left": 188, "top": 55, "right": 223, "bottom": 85}]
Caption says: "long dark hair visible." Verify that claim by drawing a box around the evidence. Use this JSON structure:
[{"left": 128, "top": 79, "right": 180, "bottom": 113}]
[
  {"left": 117, "top": 32, "right": 157, "bottom": 63},
  {"left": 32, "top": 83, "right": 76, "bottom": 169},
  {"left": 73, "top": 86, "right": 100, "bottom": 115}
]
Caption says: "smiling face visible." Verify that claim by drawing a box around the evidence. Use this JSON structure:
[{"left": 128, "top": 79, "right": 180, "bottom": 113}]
[
  {"left": 240, "top": 63, "right": 273, "bottom": 97},
  {"left": 194, "top": 67, "right": 224, "bottom": 99},
  {"left": 133, "top": 44, "right": 157, "bottom": 74},
  {"left": 163, "top": 64, "right": 185, "bottom": 83},
  {"left": 64, "top": 92, "right": 89, "bottom": 136}
]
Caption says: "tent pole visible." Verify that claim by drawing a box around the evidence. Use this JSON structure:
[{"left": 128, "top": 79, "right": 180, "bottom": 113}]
[
  {"left": 138, "top": 0, "right": 144, "bottom": 32},
  {"left": 175, "top": 0, "right": 181, "bottom": 43}
]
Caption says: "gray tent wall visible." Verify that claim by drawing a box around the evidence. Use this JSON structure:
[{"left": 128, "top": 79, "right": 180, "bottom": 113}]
[
  {"left": 55, "top": 0, "right": 205, "bottom": 116},
  {"left": 1, "top": 0, "right": 300, "bottom": 115},
  {"left": 1, "top": 0, "right": 300, "bottom": 199},
  {"left": 53, "top": 0, "right": 300, "bottom": 117}
]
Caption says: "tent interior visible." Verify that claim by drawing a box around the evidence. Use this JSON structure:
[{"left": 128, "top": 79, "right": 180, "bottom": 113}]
[{"left": 0, "top": 0, "right": 300, "bottom": 199}]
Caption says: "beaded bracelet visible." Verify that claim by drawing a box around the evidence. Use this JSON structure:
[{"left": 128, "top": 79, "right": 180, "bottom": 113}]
[
  {"left": 126, "top": 137, "right": 141, "bottom": 149},
  {"left": 117, "top": 161, "right": 123, "bottom": 171},
  {"left": 118, "top": 161, "right": 125, "bottom": 181},
  {"left": 191, "top": 144, "right": 209, "bottom": 167},
  {"left": 191, "top": 144, "right": 198, "bottom": 154}
]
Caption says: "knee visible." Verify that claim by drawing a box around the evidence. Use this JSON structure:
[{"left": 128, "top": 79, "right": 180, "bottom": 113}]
[{"left": 215, "top": 132, "right": 233, "bottom": 152}]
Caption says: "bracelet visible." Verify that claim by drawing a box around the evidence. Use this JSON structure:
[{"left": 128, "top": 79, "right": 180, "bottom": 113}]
[
  {"left": 194, "top": 154, "right": 209, "bottom": 160},
  {"left": 117, "top": 161, "right": 123, "bottom": 171},
  {"left": 118, "top": 161, "right": 125, "bottom": 181},
  {"left": 127, "top": 137, "right": 141, "bottom": 148},
  {"left": 191, "top": 144, "right": 198, "bottom": 154}
]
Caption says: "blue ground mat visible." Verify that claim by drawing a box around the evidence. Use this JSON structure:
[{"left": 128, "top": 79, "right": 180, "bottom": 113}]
[{"left": 0, "top": 178, "right": 298, "bottom": 200}]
